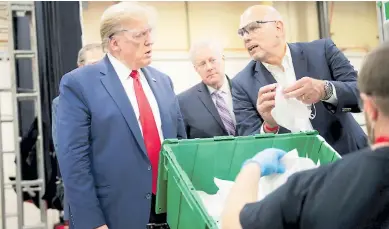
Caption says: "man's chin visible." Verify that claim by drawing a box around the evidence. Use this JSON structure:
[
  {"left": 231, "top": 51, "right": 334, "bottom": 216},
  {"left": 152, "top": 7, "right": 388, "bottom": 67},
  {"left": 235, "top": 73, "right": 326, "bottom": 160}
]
[
  {"left": 251, "top": 52, "right": 264, "bottom": 62},
  {"left": 140, "top": 58, "right": 152, "bottom": 68}
]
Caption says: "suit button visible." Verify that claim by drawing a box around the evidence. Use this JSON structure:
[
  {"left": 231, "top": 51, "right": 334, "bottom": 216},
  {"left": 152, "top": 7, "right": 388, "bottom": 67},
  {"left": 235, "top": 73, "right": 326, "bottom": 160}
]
[
  {"left": 148, "top": 165, "right": 151, "bottom": 171},
  {"left": 146, "top": 193, "right": 151, "bottom": 199}
]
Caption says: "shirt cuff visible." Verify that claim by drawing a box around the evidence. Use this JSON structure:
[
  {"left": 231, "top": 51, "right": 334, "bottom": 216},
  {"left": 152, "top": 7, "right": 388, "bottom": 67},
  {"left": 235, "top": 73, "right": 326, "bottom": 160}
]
[
  {"left": 322, "top": 82, "right": 338, "bottom": 105},
  {"left": 261, "top": 123, "right": 279, "bottom": 134},
  {"left": 261, "top": 123, "right": 265, "bottom": 134}
]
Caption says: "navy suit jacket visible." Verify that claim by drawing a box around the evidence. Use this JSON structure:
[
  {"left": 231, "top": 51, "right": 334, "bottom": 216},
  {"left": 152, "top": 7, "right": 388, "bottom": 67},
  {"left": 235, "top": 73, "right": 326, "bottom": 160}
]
[
  {"left": 52, "top": 97, "right": 59, "bottom": 151},
  {"left": 232, "top": 39, "right": 368, "bottom": 155},
  {"left": 51, "top": 96, "right": 70, "bottom": 221},
  {"left": 177, "top": 76, "right": 235, "bottom": 138},
  {"left": 56, "top": 55, "right": 186, "bottom": 229}
]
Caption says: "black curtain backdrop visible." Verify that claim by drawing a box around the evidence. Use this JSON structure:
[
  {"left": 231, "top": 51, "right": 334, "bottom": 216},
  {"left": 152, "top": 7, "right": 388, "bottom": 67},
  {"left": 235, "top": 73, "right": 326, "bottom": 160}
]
[
  {"left": 9, "top": 1, "right": 82, "bottom": 211},
  {"left": 35, "top": 1, "right": 82, "bottom": 123}
]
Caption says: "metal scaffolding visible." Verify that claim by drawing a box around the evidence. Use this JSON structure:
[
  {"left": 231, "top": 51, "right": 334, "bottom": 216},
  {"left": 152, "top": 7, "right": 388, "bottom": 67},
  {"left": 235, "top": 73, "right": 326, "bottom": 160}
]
[
  {"left": 377, "top": 1, "right": 389, "bottom": 43},
  {"left": 317, "top": 1, "right": 331, "bottom": 39},
  {"left": 0, "top": 1, "right": 47, "bottom": 229}
]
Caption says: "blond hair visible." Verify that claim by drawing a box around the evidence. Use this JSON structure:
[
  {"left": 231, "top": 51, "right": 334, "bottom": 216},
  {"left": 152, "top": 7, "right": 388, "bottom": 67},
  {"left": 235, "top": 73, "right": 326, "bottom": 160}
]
[{"left": 100, "top": 2, "right": 157, "bottom": 50}]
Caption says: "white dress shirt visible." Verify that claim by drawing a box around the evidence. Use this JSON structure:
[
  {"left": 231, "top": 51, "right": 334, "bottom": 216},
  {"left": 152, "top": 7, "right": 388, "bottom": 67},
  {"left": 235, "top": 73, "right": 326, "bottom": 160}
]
[
  {"left": 107, "top": 53, "right": 164, "bottom": 142},
  {"left": 260, "top": 44, "right": 338, "bottom": 133},
  {"left": 207, "top": 78, "right": 236, "bottom": 125}
]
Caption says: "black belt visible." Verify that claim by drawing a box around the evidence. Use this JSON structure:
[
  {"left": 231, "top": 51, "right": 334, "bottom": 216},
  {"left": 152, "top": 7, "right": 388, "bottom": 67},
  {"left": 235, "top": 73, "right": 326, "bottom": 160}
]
[{"left": 146, "top": 223, "right": 170, "bottom": 229}]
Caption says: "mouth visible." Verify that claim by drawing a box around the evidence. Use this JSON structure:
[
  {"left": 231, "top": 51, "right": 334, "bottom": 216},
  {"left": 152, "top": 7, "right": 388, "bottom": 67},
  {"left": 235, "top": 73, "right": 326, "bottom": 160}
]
[
  {"left": 247, "top": 45, "right": 258, "bottom": 52},
  {"left": 145, "top": 50, "right": 152, "bottom": 55}
]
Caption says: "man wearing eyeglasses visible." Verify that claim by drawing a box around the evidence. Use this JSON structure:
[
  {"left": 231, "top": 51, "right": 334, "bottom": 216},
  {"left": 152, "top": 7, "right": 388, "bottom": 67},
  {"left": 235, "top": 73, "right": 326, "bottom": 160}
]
[
  {"left": 232, "top": 5, "right": 367, "bottom": 155},
  {"left": 55, "top": 2, "right": 186, "bottom": 229},
  {"left": 177, "top": 40, "right": 236, "bottom": 139}
]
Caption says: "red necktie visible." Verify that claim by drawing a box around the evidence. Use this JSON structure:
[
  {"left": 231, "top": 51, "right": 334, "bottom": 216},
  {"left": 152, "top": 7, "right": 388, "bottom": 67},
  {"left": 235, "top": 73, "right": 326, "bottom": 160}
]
[{"left": 130, "top": 70, "right": 161, "bottom": 194}]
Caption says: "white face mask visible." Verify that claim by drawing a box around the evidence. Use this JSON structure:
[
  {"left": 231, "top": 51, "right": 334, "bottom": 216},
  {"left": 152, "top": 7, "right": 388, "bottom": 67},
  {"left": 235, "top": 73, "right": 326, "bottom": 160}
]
[{"left": 271, "top": 85, "right": 314, "bottom": 133}]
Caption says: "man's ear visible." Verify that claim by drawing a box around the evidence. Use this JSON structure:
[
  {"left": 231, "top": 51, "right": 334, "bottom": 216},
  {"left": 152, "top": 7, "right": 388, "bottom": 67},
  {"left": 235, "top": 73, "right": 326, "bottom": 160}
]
[
  {"left": 109, "top": 37, "right": 120, "bottom": 52},
  {"left": 361, "top": 93, "right": 378, "bottom": 122},
  {"left": 275, "top": 20, "right": 284, "bottom": 35}
]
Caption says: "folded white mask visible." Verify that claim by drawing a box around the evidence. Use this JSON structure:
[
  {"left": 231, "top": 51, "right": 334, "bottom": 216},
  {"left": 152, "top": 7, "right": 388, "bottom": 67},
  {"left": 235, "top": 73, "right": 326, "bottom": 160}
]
[{"left": 271, "top": 86, "right": 313, "bottom": 133}]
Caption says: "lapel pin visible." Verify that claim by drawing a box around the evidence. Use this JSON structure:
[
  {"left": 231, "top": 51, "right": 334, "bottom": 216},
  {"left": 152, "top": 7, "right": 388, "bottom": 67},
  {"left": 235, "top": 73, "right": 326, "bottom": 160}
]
[{"left": 152, "top": 78, "right": 156, "bottom": 82}]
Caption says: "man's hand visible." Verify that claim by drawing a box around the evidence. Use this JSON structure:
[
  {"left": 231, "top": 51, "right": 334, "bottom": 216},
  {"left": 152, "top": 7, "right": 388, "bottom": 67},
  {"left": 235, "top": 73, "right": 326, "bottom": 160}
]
[
  {"left": 244, "top": 148, "right": 286, "bottom": 176},
  {"left": 283, "top": 77, "right": 326, "bottom": 104},
  {"left": 257, "top": 83, "right": 278, "bottom": 128},
  {"left": 96, "top": 225, "right": 108, "bottom": 229}
]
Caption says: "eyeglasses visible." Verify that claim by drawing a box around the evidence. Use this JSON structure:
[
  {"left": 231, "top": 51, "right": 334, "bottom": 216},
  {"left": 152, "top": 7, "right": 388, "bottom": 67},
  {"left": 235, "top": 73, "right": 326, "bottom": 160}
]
[
  {"left": 237, "top": 20, "right": 277, "bottom": 37},
  {"left": 109, "top": 26, "right": 154, "bottom": 42},
  {"left": 195, "top": 58, "right": 218, "bottom": 70}
]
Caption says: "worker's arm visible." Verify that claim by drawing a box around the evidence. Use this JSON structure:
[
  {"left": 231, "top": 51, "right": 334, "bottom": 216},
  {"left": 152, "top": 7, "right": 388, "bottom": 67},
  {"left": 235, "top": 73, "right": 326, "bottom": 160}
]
[
  {"left": 222, "top": 150, "right": 317, "bottom": 229},
  {"left": 221, "top": 148, "right": 286, "bottom": 229},
  {"left": 221, "top": 163, "right": 261, "bottom": 229}
]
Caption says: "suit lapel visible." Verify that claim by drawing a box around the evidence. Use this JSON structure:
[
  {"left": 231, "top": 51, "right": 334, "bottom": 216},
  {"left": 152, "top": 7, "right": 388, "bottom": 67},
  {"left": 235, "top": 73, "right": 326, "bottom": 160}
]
[
  {"left": 254, "top": 61, "right": 277, "bottom": 86},
  {"left": 288, "top": 43, "right": 309, "bottom": 81},
  {"left": 99, "top": 56, "right": 147, "bottom": 155},
  {"left": 226, "top": 75, "right": 232, "bottom": 90},
  {"left": 141, "top": 67, "right": 174, "bottom": 139},
  {"left": 197, "top": 83, "right": 226, "bottom": 132}
]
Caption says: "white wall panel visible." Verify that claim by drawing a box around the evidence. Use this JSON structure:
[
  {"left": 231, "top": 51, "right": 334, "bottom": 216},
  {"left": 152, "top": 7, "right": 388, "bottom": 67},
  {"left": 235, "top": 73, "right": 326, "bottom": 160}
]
[{"left": 150, "top": 51, "right": 251, "bottom": 94}]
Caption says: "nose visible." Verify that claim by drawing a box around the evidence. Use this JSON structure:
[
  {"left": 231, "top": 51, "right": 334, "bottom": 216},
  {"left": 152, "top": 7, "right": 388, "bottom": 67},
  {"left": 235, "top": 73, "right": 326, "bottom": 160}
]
[
  {"left": 243, "top": 34, "right": 251, "bottom": 44},
  {"left": 145, "top": 33, "right": 154, "bottom": 46},
  {"left": 206, "top": 62, "right": 213, "bottom": 71}
]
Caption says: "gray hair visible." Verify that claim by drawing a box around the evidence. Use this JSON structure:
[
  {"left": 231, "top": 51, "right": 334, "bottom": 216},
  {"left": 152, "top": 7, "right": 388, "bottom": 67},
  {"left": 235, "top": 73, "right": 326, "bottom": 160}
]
[
  {"left": 77, "top": 43, "right": 103, "bottom": 66},
  {"left": 189, "top": 39, "right": 224, "bottom": 64},
  {"left": 100, "top": 2, "right": 157, "bottom": 51},
  {"left": 358, "top": 41, "right": 389, "bottom": 115}
]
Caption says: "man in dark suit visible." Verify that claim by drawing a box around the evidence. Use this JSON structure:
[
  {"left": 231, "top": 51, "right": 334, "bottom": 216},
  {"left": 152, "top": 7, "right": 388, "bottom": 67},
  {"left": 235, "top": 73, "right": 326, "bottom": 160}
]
[
  {"left": 178, "top": 40, "right": 236, "bottom": 138},
  {"left": 52, "top": 43, "right": 105, "bottom": 229},
  {"left": 232, "top": 5, "right": 367, "bottom": 155},
  {"left": 55, "top": 2, "right": 186, "bottom": 229}
]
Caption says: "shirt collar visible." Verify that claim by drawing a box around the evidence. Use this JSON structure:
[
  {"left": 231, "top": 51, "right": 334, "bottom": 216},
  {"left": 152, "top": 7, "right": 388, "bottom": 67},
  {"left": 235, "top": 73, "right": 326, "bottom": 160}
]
[
  {"left": 207, "top": 76, "right": 229, "bottom": 95},
  {"left": 262, "top": 43, "right": 292, "bottom": 71},
  {"left": 107, "top": 53, "right": 135, "bottom": 81}
]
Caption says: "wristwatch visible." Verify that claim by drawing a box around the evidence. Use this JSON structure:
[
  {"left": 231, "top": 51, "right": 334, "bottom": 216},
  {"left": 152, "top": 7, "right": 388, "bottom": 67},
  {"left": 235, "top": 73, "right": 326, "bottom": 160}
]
[{"left": 322, "top": 80, "right": 333, "bottom": 101}]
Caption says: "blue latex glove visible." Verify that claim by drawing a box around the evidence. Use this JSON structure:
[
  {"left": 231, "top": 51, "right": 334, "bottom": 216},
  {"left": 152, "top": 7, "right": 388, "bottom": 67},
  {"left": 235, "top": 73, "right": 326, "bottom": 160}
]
[{"left": 243, "top": 148, "right": 287, "bottom": 176}]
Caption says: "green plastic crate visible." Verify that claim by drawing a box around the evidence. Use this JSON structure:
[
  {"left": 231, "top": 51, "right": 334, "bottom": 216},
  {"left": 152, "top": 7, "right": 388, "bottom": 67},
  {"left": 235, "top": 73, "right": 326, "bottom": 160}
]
[{"left": 155, "top": 131, "right": 341, "bottom": 229}]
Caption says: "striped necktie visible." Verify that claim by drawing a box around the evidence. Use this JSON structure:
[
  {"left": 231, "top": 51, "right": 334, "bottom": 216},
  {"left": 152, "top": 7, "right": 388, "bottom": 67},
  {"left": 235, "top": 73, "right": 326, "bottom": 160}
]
[{"left": 212, "top": 90, "right": 236, "bottom": 136}]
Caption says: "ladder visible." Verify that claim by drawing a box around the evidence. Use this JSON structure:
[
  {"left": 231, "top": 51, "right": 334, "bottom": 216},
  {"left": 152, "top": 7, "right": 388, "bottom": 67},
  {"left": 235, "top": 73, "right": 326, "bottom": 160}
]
[
  {"left": 0, "top": 1, "right": 47, "bottom": 229},
  {"left": 377, "top": 1, "right": 389, "bottom": 42}
]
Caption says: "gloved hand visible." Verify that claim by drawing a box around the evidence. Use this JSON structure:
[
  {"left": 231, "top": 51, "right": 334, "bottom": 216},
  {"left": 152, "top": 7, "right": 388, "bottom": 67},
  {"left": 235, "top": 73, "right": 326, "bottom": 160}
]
[{"left": 243, "top": 148, "right": 287, "bottom": 176}]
